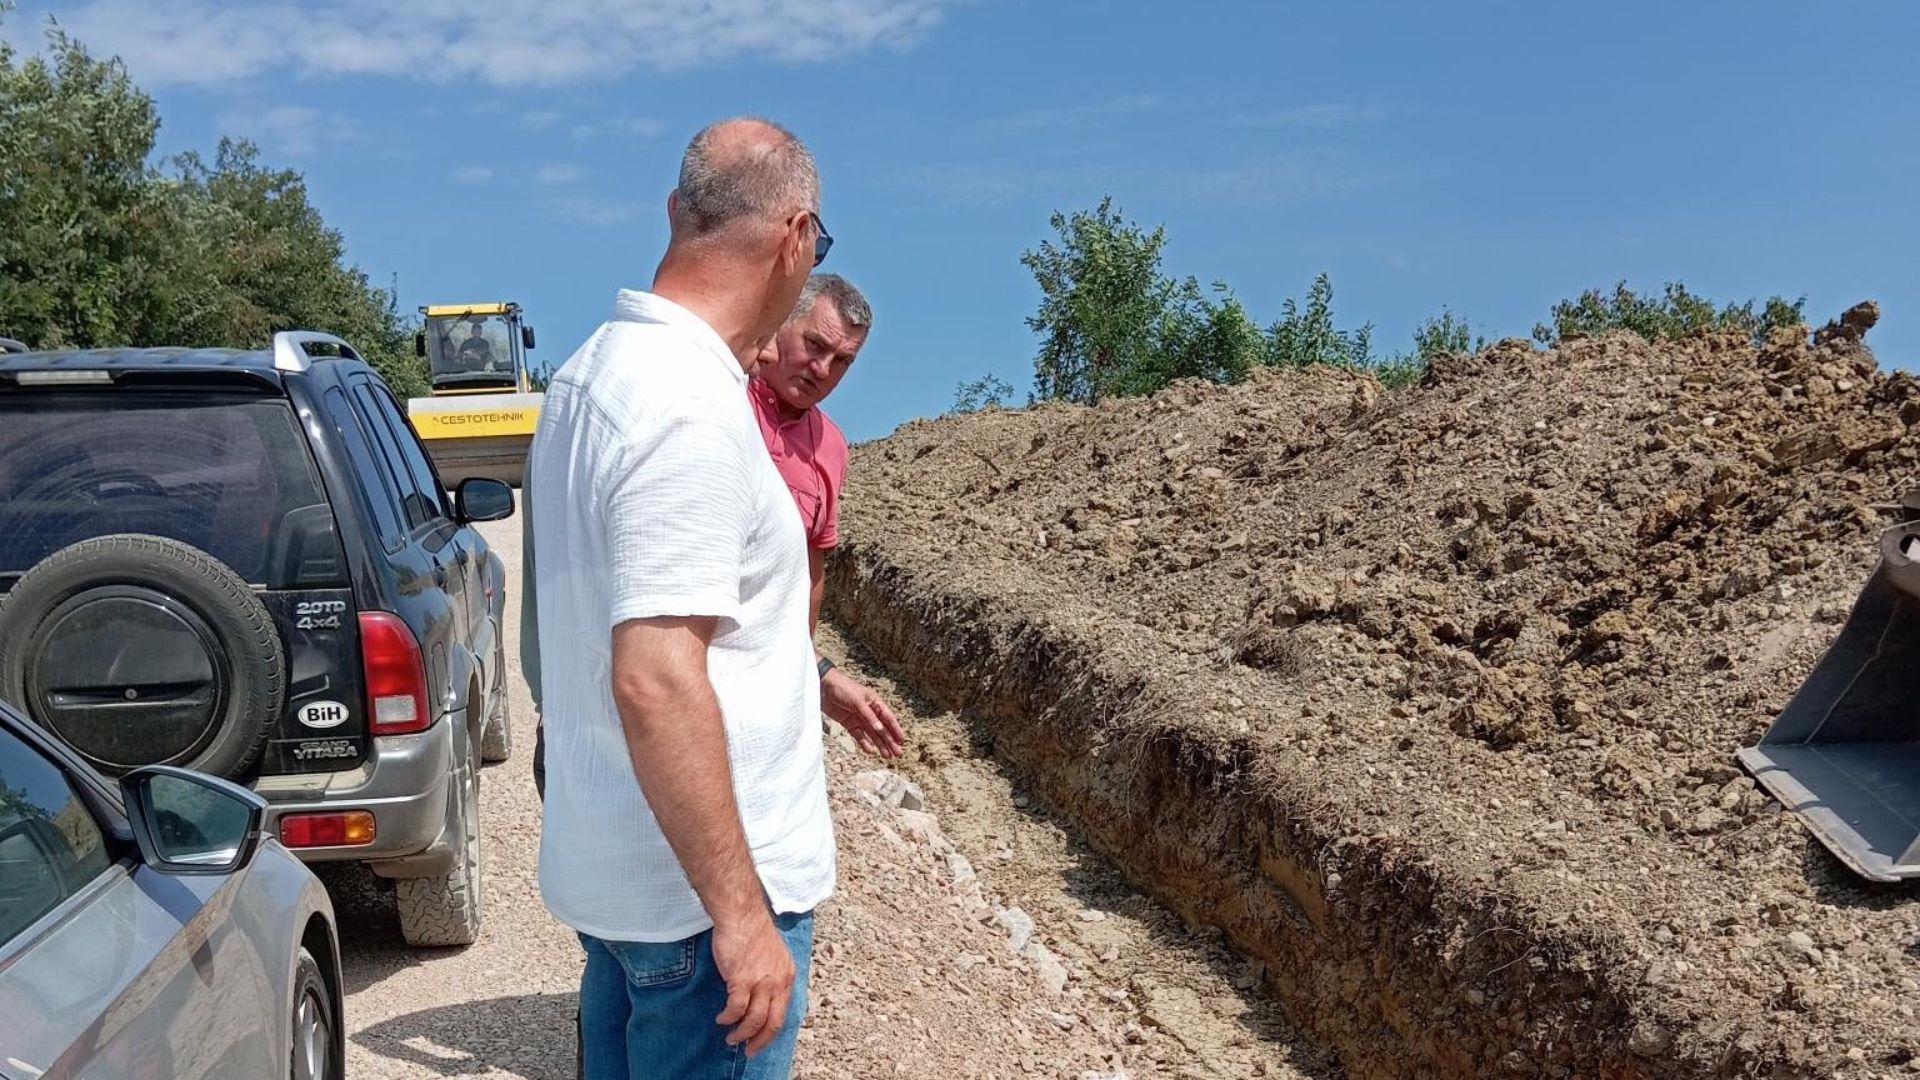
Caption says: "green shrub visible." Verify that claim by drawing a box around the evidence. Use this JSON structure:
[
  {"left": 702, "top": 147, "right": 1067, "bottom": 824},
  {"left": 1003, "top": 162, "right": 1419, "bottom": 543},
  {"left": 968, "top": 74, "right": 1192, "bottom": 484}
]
[
  {"left": 1020, "top": 200, "right": 1460, "bottom": 403},
  {"left": 1532, "top": 281, "right": 1804, "bottom": 347},
  {"left": 952, "top": 374, "right": 1017, "bottom": 414},
  {"left": 1263, "top": 272, "right": 1375, "bottom": 371}
]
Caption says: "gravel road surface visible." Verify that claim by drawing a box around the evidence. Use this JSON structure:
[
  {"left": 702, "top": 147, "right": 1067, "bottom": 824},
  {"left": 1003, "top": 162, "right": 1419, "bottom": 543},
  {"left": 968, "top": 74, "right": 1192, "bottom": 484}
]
[
  {"left": 330, "top": 511, "right": 1318, "bottom": 1079},
  {"left": 330, "top": 512, "right": 579, "bottom": 1079}
]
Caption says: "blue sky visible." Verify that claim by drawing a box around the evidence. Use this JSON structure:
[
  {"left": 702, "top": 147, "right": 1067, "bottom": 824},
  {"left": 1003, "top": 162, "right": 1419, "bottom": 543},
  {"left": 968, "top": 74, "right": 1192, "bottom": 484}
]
[{"left": 11, "top": 0, "right": 1920, "bottom": 441}]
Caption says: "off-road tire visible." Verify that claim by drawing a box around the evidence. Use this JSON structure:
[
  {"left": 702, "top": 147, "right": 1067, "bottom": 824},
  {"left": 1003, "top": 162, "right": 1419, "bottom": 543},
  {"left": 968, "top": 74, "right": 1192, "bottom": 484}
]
[
  {"left": 0, "top": 534, "right": 285, "bottom": 778},
  {"left": 396, "top": 752, "right": 483, "bottom": 947},
  {"left": 289, "top": 947, "right": 339, "bottom": 1080}
]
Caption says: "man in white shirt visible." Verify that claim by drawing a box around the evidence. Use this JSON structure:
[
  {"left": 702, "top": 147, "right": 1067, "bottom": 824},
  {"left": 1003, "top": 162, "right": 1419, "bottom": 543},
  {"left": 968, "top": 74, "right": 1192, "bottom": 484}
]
[{"left": 528, "top": 117, "right": 834, "bottom": 1079}]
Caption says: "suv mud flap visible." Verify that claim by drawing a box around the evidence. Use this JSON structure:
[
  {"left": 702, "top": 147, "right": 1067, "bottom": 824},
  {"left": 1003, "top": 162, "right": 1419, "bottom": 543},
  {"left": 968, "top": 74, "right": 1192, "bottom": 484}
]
[
  {"left": 368, "top": 831, "right": 457, "bottom": 879},
  {"left": 1739, "top": 513, "right": 1920, "bottom": 881},
  {"left": 368, "top": 711, "right": 470, "bottom": 880}
]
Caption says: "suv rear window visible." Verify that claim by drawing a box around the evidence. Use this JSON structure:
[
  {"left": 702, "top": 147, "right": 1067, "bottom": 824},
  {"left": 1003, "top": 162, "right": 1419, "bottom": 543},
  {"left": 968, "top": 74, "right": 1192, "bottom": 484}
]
[{"left": 0, "top": 393, "right": 346, "bottom": 588}]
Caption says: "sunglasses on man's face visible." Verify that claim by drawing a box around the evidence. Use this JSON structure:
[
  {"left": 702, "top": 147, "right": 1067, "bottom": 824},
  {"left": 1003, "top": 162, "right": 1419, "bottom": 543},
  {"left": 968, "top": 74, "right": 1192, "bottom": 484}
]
[{"left": 808, "top": 211, "right": 833, "bottom": 267}]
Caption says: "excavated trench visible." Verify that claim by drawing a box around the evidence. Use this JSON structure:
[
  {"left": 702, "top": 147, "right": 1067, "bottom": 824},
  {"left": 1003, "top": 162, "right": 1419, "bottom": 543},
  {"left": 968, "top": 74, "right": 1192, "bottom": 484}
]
[{"left": 828, "top": 541, "right": 1817, "bottom": 1080}]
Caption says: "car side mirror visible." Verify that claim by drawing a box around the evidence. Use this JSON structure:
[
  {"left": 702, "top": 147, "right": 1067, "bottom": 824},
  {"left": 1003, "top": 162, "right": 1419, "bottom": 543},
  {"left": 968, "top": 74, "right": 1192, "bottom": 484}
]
[
  {"left": 455, "top": 477, "right": 515, "bottom": 523},
  {"left": 414, "top": 332, "right": 427, "bottom": 358},
  {"left": 120, "top": 766, "right": 266, "bottom": 875},
  {"left": 521, "top": 325, "right": 536, "bottom": 351}
]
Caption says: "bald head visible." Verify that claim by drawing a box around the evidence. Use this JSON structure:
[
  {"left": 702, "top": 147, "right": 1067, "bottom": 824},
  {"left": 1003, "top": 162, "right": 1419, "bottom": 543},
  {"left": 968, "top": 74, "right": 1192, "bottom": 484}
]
[
  {"left": 673, "top": 118, "right": 819, "bottom": 238},
  {"left": 653, "top": 116, "right": 825, "bottom": 360}
]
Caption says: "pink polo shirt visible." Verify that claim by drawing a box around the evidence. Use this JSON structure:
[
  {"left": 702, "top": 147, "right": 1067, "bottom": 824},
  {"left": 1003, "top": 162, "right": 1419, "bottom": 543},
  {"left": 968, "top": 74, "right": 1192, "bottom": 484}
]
[{"left": 748, "top": 376, "right": 849, "bottom": 549}]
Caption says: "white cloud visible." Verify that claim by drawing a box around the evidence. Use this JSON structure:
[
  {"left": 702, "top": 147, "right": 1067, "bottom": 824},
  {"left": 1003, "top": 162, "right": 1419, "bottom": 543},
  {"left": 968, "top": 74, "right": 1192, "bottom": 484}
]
[
  {"left": 514, "top": 108, "right": 569, "bottom": 131},
  {"left": 42, "top": 0, "right": 960, "bottom": 87},
  {"left": 982, "top": 94, "right": 1163, "bottom": 135},
  {"left": 221, "top": 104, "right": 353, "bottom": 156},
  {"left": 553, "top": 196, "right": 647, "bottom": 225},
  {"left": 1230, "top": 103, "right": 1386, "bottom": 129},
  {"left": 452, "top": 165, "right": 495, "bottom": 184},
  {"left": 572, "top": 115, "right": 669, "bottom": 142},
  {"left": 536, "top": 163, "right": 583, "bottom": 184}
]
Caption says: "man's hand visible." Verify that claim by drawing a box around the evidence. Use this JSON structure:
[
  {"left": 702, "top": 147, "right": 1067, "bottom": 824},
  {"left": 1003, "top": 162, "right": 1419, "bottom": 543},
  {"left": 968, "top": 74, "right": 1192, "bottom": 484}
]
[
  {"left": 712, "top": 912, "right": 796, "bottom": 1056},
  {"left": 821, "top": 669, "right": 905, "bottom": 758}
]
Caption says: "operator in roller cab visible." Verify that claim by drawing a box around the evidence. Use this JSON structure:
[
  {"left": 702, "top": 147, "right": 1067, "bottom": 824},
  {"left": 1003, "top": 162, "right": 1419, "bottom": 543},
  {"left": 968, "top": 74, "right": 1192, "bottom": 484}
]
[
  {"left": 454, "top": 320, "right": 499, "bottom": 374},
  {"left": 425, "top": 312, "right": 516, "bottom": 386}
]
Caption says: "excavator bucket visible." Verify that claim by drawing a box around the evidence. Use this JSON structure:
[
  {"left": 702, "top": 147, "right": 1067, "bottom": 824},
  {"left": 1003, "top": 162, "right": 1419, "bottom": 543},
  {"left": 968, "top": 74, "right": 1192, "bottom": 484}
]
[{"left": 1738, "top": 490, "right": 1920, "bottom": 881}]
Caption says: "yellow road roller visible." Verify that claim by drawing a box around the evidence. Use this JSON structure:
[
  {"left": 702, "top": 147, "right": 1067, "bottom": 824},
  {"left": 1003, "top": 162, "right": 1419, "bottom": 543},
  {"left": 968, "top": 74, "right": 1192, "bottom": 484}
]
[{"left": 409, "top": 301, "right": 541, "bottom": 487}]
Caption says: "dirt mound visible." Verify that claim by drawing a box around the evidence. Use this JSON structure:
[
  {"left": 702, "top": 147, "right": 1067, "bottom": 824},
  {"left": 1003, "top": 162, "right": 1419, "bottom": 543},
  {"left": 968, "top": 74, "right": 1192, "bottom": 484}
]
[{"left": 831, "top": 321, "right": 1920, "bottom": 1077}]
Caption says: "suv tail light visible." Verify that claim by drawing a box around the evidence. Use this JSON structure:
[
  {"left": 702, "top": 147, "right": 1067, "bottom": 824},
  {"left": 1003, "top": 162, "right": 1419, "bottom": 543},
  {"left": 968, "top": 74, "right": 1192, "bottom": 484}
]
[
  {"left": 360, "top": 612, "right": 431, "bottom": 735},
  {"left": 281, "top": 811, "right": 376, "bottom": 848}
]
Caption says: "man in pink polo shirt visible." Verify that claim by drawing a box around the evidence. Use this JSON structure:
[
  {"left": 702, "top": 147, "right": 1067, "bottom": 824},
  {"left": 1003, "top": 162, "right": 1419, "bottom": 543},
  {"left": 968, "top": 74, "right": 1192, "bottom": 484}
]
[
  {"left": 529, "top": 274, "right": 901, "bottom": 802},
  {"left": 749, "top": 273, "right": 904, "bottom": 759}
]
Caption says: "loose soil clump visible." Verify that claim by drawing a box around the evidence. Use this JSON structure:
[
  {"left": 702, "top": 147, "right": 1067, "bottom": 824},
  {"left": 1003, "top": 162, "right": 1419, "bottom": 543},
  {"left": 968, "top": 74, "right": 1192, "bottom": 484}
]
[{"left": 827, "top": 314, "right": 1920, "bottom": 1078}]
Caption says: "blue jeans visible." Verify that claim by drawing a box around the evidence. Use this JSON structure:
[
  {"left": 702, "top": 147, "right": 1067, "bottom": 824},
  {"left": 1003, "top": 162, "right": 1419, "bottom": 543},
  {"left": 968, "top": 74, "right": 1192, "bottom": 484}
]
[{"left": 578, "top": 912, "right": 814, "bottom": 1080}]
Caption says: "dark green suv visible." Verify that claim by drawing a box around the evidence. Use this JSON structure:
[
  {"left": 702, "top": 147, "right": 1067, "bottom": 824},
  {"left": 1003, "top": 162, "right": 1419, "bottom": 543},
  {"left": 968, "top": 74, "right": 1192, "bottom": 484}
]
[{"left": 0, "top": 332, "right": 515, "bottom": 946}]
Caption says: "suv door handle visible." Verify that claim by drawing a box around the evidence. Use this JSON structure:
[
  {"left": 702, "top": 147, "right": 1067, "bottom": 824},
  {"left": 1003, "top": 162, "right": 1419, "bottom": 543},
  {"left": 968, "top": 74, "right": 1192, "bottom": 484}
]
[
  {"left": 433, "top": 563, "right": 449, "bottom": 587},
  {"left": 453, "top": 546, "right": 470, "bottom": 566}
]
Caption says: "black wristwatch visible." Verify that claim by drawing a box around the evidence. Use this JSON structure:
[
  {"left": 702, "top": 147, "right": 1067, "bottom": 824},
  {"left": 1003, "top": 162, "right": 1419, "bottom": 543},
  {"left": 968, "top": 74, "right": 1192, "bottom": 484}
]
[{"left": 818, "top": 656, "right": 835, "bottom": 679}]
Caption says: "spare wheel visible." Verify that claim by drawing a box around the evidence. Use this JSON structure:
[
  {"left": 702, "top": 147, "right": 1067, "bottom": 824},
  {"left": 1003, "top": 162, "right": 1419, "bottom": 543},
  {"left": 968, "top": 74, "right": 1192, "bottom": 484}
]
[{"left": 0, "top": 534, "right": 286, "bottom": 778}]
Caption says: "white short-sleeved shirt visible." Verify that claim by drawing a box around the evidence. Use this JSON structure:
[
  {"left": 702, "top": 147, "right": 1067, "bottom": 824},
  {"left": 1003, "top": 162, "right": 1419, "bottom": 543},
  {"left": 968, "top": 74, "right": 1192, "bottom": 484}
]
[{"left": 530, "top": 289, "right": 832, "bottom": 942}]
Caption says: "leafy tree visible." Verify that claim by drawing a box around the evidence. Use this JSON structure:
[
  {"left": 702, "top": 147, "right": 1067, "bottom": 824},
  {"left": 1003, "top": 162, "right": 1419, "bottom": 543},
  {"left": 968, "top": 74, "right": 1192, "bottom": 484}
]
[
  {"left": 1020, "top": 200, "right": 1473, "bottom": 403},
  {"left": 1409, "top": 308, "right": 1483, "bottom": 361},
  {"left": 0, "top": 18, "right": 425, "bottom": 395},
  {"left": 0, "top": 22, "right": 168, "bottom": 351},
  {"left": 168, "top": 140, "right": 424, "bottom": 395},
  {"left": 1263, "top": 272, "right": 1375, "bottom": 371},
  {"left": 1164, "top": 282, "right": 1265, "bottom": 387},
  {"left": 0, "top": 777, "right": 33, "bottom": 824},
  {"left": 1532, "top": 281, "right": 1804, "bottom": 347},
  {"left": 1021, "top": 197, "right": 1184, "bottom": 404},
  {"left": 952, "top": 373, "right": 1016, "bottom": 414},
  {"left": 1022, "top": 200, "right": 1348, "bottom": 404}
]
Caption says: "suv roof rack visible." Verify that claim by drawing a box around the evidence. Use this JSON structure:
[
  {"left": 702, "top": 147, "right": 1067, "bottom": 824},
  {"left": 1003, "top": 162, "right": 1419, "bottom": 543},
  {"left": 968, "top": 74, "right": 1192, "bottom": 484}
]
[
  {"left": 0, "top": 338, "right": 30, "bottom": 355},
  {"left": 272, "top": 331, "right": 364, "bottom": 373}
]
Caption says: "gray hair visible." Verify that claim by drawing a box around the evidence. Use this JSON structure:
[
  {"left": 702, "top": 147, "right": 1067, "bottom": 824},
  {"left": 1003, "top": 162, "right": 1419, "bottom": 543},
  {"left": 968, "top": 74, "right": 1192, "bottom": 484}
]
[
  {"left": 791, "top": 273, "right": 872, "bottom": 330},
  {"left": 675, "top": 117, "right": 818, "bottom": 233}
]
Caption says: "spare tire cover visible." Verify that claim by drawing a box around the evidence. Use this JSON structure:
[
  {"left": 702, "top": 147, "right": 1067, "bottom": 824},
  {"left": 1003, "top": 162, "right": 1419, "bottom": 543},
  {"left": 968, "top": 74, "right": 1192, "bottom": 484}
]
[{"left": 0, "top": 534, "right": 285, "bottom": 778}]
